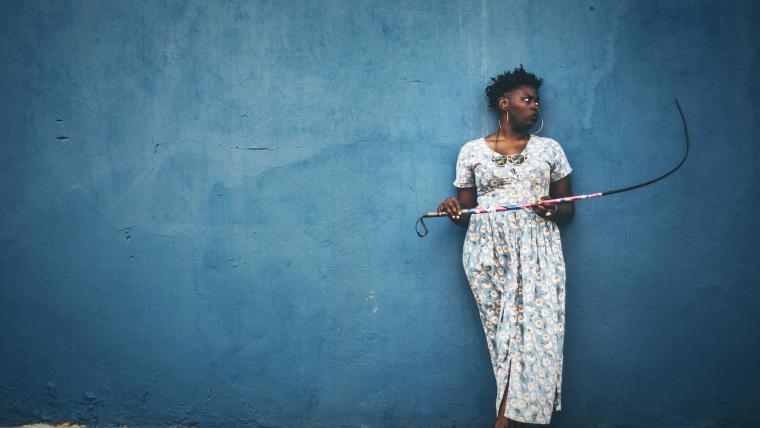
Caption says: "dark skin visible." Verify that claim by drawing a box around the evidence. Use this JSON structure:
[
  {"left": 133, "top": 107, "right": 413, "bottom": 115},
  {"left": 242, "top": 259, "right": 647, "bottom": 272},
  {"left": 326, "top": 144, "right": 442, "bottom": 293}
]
[{"left": 438, "top": 85, "right": 573, "bottom": 428}]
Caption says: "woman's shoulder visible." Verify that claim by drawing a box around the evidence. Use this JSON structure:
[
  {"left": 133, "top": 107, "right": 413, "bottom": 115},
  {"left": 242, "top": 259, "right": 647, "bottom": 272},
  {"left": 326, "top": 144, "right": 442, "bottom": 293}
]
[
  {"left": 530, "top": 135, "right": 565, "bottom": 152},
  {"left": 530, "top": 135, "right": 561, "bottom": 146},
  {"left": 456, "top": 137, "right": 485, "bottom": 154},
  {"left": 461, "top": 137, "right": 485, "bottom": 148}
]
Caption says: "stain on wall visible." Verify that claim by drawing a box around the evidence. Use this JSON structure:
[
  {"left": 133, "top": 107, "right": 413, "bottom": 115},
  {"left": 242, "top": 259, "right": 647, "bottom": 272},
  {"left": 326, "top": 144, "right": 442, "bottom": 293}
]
[{"left": 1, "top": 0, "right": 759, "bottom": 426}]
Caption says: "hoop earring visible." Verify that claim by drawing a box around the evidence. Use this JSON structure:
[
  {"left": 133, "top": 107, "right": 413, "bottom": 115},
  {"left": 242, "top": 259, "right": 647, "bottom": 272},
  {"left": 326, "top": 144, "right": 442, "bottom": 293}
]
[
  {"left": 530, "top": 118, "right": 544, "bottom": 135},
  {"left": 498, "top": 111, "right": 509, "bottom": 132}
]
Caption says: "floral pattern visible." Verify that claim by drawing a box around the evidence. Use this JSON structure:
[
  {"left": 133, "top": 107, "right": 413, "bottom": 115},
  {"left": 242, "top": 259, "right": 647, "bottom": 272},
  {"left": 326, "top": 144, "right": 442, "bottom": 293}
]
[{"left": 454, "top": 136, "right": 572, "bottom": 425}]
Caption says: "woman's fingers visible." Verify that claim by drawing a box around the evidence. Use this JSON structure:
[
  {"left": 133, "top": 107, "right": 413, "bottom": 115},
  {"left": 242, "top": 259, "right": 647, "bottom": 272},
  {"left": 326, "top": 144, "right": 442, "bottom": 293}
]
[
  {"left": 443, "top": 197, "right": 459, "bottom": 219},
  {"left": 533, "top": 196, "right": 551, "bottom": 216},
  {"left": 438, "top": 198, "right": 451, "bottom": 213},
  {"left": 438, "top": 197, "right": 459, "bottom": 219},
  {"left": 445, "top": 198, "right": 461, "bottom": 219}
]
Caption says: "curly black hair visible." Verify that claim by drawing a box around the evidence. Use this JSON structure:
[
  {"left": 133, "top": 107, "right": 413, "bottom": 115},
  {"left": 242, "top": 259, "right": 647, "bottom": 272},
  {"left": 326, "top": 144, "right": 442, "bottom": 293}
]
[{"left": 485, "top": 65, "right": 544, "bottom": 110}]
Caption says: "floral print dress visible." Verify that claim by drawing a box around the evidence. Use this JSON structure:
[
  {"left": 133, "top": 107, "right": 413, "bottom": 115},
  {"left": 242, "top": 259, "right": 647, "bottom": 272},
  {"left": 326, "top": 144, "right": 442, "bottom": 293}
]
[{"left": 453, "top": 135, "right": 572, "bottom": 425}]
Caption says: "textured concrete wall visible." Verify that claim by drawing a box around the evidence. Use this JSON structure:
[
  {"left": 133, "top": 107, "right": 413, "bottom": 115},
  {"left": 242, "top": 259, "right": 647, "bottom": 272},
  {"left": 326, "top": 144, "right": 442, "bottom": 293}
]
[{"left": 1, "top": 1, "right": 759, "bottom": 426}]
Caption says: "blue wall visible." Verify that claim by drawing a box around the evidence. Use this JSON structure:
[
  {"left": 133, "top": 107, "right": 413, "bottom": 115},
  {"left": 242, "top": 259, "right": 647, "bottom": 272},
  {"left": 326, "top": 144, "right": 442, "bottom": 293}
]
[{"left": 2, "top": 1, "right": 759, "bottom": 426}]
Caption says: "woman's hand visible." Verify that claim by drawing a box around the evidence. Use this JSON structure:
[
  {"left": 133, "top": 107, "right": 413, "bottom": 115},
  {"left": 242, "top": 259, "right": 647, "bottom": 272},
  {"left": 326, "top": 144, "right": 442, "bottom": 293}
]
[
  {"left": 533, "top": 176, "right": 575, "bottom": 225},
  {"left": 532, "top": 196, "right": 558, "bottom": 219},
  {"left": 438, "top": 188, "right": 476, "bottom": 228},
  {"left": 438, "top": 196, "right": 463, "bottom": 220}
]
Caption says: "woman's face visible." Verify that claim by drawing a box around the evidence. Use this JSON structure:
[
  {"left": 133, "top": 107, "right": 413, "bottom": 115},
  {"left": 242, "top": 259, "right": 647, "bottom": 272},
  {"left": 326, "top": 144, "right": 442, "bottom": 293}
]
[{"left": 499, "top": 85, "right": 540, "bottom": 131}]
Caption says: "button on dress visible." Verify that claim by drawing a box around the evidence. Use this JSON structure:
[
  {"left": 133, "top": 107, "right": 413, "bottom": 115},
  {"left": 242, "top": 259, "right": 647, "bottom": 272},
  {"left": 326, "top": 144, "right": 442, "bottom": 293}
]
[{"left": 453, "top": 135, "right": 572, "bottom": 425}]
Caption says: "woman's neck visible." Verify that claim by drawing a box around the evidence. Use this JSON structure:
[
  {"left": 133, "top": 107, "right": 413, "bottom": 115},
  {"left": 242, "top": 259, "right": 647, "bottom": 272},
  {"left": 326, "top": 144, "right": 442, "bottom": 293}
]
[{"left": 497, "top": 116, "right": 529, "bottom": 142}]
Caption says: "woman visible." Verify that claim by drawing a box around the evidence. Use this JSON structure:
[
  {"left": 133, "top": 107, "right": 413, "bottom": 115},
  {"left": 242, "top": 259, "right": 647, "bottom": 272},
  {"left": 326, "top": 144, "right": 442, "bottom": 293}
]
[{"left": 438, "top": 66, "right": 574, "bottom": 427}]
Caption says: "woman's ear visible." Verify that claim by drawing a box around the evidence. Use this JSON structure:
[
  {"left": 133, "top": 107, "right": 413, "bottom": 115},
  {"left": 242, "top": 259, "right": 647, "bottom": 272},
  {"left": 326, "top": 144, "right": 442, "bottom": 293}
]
[{"left": 498, "top": 96, "right": 509, "bottom": 112}]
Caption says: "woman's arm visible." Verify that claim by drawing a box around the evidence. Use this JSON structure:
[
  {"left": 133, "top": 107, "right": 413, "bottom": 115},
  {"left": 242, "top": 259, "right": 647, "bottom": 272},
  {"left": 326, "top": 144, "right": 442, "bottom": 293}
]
[
  {"left": 438, "top": 187, "right": 478, "bottom": 228},
  {"left": 540, "top": 175, "right": 574, "bottom": 225}
]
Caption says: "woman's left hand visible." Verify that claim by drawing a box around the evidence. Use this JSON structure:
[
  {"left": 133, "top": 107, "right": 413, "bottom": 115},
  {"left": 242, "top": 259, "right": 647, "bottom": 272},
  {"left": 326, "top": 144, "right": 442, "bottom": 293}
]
[{"left": 532, "top": 196, "right": 558, "bottom": 219}]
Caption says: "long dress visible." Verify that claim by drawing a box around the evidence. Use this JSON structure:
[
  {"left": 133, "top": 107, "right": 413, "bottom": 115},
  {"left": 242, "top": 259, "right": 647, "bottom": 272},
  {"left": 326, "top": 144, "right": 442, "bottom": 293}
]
[{"left": 453, "top": 135, "right": 572, "bottom": 425}]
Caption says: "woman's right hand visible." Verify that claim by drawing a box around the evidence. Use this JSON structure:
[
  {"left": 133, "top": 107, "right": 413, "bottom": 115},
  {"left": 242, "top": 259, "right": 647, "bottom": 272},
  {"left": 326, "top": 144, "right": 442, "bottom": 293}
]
[{"left": 438, "top": 196, "right": 462, "bottom": 220}]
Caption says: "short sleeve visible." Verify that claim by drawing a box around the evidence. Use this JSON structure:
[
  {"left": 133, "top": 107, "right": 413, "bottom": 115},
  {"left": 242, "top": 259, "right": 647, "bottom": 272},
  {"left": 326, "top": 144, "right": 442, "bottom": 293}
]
[
  {"left": 453, "top": 144, "right": 476, "bottom": 188},
  {"left": 550, "top": 140, "right": 572, "bottom": 182}
]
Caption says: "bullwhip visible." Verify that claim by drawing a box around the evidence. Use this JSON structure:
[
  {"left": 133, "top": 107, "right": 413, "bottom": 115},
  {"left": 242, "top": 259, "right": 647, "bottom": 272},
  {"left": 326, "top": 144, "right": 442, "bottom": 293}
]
[{"left": 415, "top": 98, "right": 690, "bottom": 237}]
